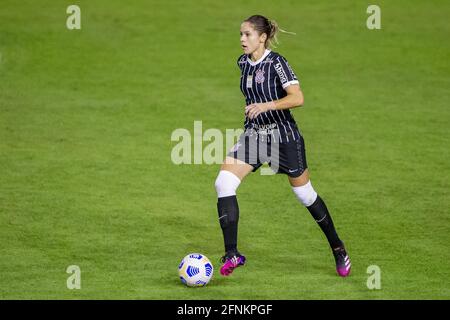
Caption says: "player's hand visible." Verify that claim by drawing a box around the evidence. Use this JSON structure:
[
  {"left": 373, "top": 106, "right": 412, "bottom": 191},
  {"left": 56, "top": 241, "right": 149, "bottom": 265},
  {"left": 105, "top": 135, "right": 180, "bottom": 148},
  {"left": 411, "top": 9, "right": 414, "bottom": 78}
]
[{"left": 245, "top": 102, "right": 276, "bottom": 119}]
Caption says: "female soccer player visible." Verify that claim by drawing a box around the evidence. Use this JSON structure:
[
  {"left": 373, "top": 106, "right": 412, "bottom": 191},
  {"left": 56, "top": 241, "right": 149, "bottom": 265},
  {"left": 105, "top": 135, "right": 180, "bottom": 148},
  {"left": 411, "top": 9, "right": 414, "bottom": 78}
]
[{"left": 214, "top": 15, "right": 351, "bottom": 277}]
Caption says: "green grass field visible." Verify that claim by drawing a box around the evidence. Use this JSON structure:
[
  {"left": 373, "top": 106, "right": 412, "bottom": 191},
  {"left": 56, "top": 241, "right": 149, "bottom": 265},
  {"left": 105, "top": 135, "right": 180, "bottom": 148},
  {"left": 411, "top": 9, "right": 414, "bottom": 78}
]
[{"left": 1, "top": 0, "right": 449, "bottom": 299}]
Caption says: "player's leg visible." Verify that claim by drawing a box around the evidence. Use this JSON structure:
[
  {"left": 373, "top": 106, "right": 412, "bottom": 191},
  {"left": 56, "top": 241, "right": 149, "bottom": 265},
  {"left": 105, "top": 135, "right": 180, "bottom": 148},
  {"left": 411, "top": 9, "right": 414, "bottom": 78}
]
[
  {"left": 220, "top": 156, "right": 255, "bottom": 180},
  {"left": 289, "top": 170, "right": 344, "bottom": 251},
  {"left": 289, "top": 172, "right": 351, "bottom": 277},
  {"left": 279, "top": 134, "right": 351, "bottom": 277},
  {"left": 289, "top": 169, "right": 351, "bottom": 277},
  {"left": 215, "top": 157, "right": 253, "bottom": 276}
]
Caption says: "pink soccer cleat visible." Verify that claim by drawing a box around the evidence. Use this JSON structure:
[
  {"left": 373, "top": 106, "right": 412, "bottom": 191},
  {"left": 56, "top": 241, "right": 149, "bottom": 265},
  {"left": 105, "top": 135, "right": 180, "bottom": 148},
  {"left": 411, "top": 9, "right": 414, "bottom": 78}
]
[
  {"left": 333, "top": 246, "right": 351, "bottom": 277},
  {"left": 220, "top": 252, "right": 246, "bottom": 276}
]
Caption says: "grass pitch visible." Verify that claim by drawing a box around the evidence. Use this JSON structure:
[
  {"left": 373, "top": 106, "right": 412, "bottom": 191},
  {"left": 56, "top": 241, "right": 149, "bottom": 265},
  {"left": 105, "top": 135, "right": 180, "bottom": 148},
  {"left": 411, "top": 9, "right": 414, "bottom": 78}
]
[{"left": 0, "top": 0, "right": 449, "bottom": 299}]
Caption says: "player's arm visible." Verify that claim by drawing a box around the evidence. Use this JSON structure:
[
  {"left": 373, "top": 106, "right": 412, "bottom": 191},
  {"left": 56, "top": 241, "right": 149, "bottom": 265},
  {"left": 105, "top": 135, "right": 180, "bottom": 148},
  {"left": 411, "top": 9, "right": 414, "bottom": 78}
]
[
  {"left": 245, "top": 84, "right": 304, "bottom": 119},
  {"left": 272, "top": 84, "right": 304, "bottom": 110}
]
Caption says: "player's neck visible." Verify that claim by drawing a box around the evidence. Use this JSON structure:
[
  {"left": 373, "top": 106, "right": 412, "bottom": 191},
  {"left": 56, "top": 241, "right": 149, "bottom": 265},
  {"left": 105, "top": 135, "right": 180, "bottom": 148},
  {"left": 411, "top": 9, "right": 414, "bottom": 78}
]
[{"left": 250, "top": 46, "right": 266, "bottom": 62}]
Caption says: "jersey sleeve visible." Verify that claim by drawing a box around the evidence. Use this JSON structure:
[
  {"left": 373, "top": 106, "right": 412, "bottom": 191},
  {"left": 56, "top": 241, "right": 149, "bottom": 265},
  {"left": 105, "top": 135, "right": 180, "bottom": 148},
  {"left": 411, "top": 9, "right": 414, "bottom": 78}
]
[{"left": 273, "top": 55, "right": 300, "bottom": 89}]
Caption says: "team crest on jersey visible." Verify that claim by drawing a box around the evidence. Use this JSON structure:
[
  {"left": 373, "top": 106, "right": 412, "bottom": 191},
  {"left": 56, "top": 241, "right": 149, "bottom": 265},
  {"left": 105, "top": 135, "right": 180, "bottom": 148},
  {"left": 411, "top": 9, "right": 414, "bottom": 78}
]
[{"left": 255, "top": 69, "right": 265, "bottom": 84}]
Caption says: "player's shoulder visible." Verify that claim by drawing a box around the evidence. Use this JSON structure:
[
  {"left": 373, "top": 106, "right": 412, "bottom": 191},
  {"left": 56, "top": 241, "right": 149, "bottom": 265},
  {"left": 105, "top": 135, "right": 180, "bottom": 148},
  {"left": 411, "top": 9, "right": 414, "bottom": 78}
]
[
  {"left": 269, "top": 50, "right": 282, "bottom": 59},
  {"left": 269, "top": 51, "right": 289, "bottom": 63},
  {"left": 237, "top": 53, "right": 247, "bottom": 66}
]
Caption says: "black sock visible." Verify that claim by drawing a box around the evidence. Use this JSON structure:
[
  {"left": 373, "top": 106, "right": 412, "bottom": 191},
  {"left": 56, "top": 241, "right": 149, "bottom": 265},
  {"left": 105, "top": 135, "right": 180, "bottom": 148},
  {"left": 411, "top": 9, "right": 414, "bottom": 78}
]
[
  {"left": 306, "top": 195, "right": 343, "bottom": 250},
  {"left": 217, "top": 195, "right": 239, "bottom": 254}
]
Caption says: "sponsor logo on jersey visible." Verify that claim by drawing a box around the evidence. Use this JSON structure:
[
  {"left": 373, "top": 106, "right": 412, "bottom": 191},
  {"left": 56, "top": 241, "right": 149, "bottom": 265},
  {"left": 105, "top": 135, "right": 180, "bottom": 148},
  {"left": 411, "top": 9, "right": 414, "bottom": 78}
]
[
  {"left": 262, "top": 58, "right": 274, "bottom": 64},
  {"left": 254, "top": 123, "right": 277, "bottom": 135},
  {"left": 254, "top": 123, "right": 277, "bottom": 130},
  {"left": 246, "top": 75, "right": 253, "bottom": 89},
  {"left": 274, "top": 62, "right": 287, "bottom": 83}
]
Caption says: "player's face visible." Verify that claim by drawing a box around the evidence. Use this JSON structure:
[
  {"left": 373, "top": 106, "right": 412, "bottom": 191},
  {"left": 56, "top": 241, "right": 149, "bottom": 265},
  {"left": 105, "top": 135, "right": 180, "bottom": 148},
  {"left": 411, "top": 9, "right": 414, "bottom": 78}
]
[{"left": 240, "top": 22, "right": 266, "bottom": 54}]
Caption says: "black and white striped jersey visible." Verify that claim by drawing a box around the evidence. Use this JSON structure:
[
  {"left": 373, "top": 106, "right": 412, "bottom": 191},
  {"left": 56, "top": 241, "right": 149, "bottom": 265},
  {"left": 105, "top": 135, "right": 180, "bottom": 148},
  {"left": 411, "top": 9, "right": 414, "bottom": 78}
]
[{"left": 237, "top": 49, "right": 301, "bottom": 143}]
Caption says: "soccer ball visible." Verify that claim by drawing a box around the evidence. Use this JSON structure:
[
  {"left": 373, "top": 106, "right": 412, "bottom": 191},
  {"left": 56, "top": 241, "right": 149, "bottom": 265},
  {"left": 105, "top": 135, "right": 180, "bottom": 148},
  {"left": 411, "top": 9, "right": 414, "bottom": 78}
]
[{"left": 178, "top": 253, "right": 213, "bottom": 287}]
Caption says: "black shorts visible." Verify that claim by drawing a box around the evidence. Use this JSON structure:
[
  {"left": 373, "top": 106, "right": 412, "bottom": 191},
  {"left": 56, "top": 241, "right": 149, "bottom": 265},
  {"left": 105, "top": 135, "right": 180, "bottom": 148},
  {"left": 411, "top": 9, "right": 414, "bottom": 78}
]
[{"left": 227, "top": 129, "right": 308, "bottom": 178}]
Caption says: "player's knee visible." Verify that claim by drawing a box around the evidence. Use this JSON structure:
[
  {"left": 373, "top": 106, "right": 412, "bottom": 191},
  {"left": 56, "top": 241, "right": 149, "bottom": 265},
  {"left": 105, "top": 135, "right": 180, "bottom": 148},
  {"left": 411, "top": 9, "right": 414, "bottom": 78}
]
[
  {"left": 215, "top": 170, "right": 241, "bottom": 198},
  {"left": 292, "top": 180, "right": 318, "bottom": 207}
]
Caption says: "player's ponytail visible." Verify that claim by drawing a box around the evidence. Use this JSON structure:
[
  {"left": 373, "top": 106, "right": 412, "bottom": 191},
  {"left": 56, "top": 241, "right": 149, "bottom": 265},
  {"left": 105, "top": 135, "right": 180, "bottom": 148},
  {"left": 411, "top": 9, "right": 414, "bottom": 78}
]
[
  {"left": 267, "top": 19, "right": 279, "bottom": 48},
  {"left": 244, "top": 15, "right": 296, "bottom": 49}
]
